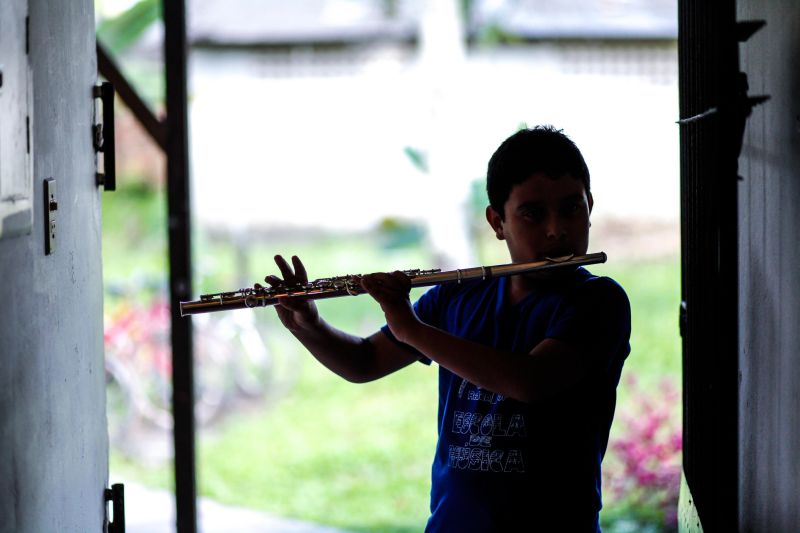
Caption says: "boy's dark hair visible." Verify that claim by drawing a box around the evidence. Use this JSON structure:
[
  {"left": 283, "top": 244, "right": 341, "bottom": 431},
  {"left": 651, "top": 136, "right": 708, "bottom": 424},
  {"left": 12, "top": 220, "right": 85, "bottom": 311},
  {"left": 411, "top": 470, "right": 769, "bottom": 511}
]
[{"left": 486, "top": 125, "right": 590, "bottom": 218}]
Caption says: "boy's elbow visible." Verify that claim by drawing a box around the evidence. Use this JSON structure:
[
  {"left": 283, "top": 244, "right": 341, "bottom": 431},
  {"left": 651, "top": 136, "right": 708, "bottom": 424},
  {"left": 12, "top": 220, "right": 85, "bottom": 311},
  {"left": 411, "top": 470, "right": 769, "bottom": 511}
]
[
  {"left": 339, "top": 355, "right": 383, "bottom": 384},
  {"left": 341, "top": 371, "right": 377, "bottom": 384},
  {"left": 513, "top": 377, "right": 582, "bottom": 405},
  {"left": 507, "top": 386, "right": 541, "bottom": 405},
  {"left": 503, "top": 372, "right": 563, "bottom": 404}
]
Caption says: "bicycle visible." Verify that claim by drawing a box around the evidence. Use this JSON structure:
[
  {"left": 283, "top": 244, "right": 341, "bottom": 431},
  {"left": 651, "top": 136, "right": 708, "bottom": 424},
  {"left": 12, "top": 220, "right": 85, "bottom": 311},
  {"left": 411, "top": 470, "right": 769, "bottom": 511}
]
[{"left": 103, "top": 279, "right": 299, "bottom": 457}]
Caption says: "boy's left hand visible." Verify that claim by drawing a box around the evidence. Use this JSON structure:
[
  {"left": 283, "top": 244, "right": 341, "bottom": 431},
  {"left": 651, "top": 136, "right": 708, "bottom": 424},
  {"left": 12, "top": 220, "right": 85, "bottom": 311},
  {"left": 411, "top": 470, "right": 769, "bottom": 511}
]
[{"left": 360, "top": 271, "right": 420, "bottom": 343}]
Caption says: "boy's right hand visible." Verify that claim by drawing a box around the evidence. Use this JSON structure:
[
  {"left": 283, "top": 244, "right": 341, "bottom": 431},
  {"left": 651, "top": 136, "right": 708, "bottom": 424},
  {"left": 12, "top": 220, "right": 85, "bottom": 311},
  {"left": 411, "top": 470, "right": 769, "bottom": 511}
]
[{"left": 266, "top": 255, "right": 321, "bottom": 333}]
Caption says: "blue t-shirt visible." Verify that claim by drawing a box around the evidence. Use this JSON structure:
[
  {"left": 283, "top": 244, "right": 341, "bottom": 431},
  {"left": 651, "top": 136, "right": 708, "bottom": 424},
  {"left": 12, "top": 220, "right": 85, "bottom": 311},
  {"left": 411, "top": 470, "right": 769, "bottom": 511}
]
[{"left": 381, "top": 267, "right": 631, "bottom": 532}]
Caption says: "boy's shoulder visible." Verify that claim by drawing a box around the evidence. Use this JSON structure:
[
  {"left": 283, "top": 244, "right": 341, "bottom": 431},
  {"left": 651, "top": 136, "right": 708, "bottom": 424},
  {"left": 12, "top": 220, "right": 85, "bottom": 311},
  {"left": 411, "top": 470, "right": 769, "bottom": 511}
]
[
  {"left": 568, "top": 269, "right": 629, "bottom": 303},
  {"left": 576, "top": 269, "right": 626, "bottom": 291},
  {"left": 566, "top": 271, "right": 632, "bottom": 328},
  {"left": 418, "top": 268, "right": 628, "bottom": 308}
]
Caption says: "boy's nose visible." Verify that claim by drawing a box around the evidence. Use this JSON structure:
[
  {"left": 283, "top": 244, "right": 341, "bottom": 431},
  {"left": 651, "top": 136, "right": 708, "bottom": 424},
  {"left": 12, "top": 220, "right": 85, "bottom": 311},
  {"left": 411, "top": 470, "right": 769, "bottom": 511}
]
[{"left": 545, "top": 217, "right": 566, "bottom": 239}]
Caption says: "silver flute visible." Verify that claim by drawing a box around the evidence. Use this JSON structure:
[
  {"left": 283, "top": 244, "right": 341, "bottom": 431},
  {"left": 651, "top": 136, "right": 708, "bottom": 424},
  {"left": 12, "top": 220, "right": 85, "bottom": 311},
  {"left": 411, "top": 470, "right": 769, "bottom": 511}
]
[{"left": 179, "top": 252, "right": 607, "bottom": 317}]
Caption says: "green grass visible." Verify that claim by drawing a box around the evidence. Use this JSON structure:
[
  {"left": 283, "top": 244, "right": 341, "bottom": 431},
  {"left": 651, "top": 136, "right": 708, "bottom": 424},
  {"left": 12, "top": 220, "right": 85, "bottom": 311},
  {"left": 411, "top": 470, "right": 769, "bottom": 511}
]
[
  {"left": 105, "top": 184, "right": 681, "bottom": 531},
  {"left": 102, "top": 179, "right": 168, "bottom": 273},
  {"left": 197, "top": 356, "right": 437, "bottom": 532},
  {"left": 592, "top": 257, "right": 682, "bottom": 389}
]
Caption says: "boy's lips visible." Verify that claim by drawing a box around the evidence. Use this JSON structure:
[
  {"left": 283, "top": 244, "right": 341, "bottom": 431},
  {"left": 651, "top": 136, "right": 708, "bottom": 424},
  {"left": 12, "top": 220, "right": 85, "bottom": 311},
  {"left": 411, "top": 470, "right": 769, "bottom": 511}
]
[{"left": 541, "top": 249, "right": 573, "bottom": 260}]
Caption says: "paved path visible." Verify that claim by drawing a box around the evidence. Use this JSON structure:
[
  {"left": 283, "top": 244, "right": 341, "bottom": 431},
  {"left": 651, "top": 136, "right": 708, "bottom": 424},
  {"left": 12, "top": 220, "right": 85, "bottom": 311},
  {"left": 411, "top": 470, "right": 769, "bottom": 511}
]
[{"left": 122, "top": 482, "right": 351, "bottom": 533}]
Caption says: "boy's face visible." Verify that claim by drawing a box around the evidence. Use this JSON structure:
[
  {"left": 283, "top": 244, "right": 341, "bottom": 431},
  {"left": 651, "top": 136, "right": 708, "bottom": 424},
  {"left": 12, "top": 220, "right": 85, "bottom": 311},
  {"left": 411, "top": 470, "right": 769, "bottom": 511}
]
[{"left": 486, "top": 173, "right": 593, "bottom": 263}]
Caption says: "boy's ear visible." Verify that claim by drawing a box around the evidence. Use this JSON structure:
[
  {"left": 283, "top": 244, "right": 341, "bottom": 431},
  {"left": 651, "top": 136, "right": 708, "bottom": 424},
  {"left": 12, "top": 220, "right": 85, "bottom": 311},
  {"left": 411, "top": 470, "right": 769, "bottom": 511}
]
[
  {"left": 588, "top": 192, "right": 594, "bottom": 213},
  {"left": 485, "top": 206, "right": 505, "bottom": 240}
]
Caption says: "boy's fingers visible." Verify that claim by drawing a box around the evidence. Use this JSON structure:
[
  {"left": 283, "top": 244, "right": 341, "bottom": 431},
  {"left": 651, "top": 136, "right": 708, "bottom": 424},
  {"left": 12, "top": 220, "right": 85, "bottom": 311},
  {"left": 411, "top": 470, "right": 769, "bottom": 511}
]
[
  {"left": 363, "top": 272, "right": 390, "bottom": 288},
  {"left": 390, "top": 271, "right": 411, "bottom": 290},
  {"left": 373, "top": 272, "right": 409, "bottom": 293},
  {"left": 360, "top": 274, "right": 383, "bottom": 294},
  {"left": 276, "top": 296, "right": 307, "bottom": 313},
  {"left": 274, "top": 255, "right": 295, "bottom": 282},
  {"left": 264, "top": 275, "right": 282, "bottom": 287},
  {"left": 292, "top": 256, "right": 309, "bottom": 284},
  {"left": 361, "top": 272, "right": 409, "bottom": 299}
]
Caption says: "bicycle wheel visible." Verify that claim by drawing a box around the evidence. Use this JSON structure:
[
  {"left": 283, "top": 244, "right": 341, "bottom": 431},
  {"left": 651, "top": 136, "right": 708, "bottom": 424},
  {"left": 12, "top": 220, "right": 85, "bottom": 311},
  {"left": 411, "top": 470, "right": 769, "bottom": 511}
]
[{"left": 105, "top": 357, "right": 136, "bottom": 449}]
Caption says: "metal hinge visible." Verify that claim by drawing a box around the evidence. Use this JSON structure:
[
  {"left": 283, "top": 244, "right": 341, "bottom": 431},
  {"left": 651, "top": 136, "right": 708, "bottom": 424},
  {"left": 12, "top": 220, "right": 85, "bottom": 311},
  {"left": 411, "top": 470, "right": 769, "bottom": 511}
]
[
  {"left": 25, "top": 14, "right": 31, "bottom": 154},
  {"left": 676, "top": 19, "right": 769, "bottom": 129},
  {"left": 105, "top": 483, "right": 126, "bottom": 533},
  {"left": 93, "top": 82, "right": 116, "bottom": 191},
  {"left": 736, "top": 19, "right": 766, "bottom": 42}
]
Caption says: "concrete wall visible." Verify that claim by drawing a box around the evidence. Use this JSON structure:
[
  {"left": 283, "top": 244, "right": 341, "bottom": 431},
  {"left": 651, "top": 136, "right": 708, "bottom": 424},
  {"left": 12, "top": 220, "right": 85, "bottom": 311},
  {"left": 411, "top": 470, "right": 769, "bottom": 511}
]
[
  {"left": 0, "top": 0, "right": 108, "bottom": 532},
  {"left": 737, "top": 1, "right": 800, "bottom": 531}
]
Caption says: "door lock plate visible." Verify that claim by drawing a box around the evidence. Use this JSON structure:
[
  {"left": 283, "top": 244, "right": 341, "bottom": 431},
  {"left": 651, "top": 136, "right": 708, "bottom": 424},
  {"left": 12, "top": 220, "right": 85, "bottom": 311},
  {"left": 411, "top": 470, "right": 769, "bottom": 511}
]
[{"left": 44, "top": 178, "right": 57, "bottom": 255}]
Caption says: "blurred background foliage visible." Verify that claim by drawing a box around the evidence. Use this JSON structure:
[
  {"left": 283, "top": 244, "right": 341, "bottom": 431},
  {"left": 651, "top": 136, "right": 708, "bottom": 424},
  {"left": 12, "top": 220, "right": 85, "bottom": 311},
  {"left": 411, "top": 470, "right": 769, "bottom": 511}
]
[{"left": 97, "top": 0, "right": 160, "bottom": 56}]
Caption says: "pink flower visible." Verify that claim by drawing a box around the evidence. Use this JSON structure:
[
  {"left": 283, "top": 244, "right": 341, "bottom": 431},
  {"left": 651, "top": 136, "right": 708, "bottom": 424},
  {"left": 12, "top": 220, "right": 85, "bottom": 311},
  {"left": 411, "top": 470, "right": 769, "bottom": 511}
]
[{"left": 604, "top": 374, "right": 682, "bottom": 530}]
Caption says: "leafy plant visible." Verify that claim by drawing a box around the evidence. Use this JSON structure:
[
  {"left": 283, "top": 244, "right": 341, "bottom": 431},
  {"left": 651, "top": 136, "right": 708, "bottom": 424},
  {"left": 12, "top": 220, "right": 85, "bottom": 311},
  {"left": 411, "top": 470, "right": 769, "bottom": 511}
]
[
  {"left": 603, "top": 374, "right": 682, "bottom": 532},
  {"left": 96, "top": 0, "right": 161, "bottom": 56},
  {"left": 376, "top": 217, "right": 427, "bottom": 250}
]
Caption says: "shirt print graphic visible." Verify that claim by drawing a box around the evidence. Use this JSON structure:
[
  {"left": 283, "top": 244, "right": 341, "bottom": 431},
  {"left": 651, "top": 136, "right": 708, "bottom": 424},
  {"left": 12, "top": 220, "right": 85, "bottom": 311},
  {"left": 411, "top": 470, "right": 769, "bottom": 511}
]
[{"left": 448, "top": 379, "right": 526, "bottom": 473}]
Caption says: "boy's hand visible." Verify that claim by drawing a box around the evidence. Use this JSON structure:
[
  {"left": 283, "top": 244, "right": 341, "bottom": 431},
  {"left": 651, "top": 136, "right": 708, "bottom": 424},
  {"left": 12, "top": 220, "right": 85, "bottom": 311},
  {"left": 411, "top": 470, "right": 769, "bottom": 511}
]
[
  {"left": 360, "top": 271, "right": 421, "bottom": 344},
  {"left": 266, "top": 255, "right": 321, "bottom": 333}
]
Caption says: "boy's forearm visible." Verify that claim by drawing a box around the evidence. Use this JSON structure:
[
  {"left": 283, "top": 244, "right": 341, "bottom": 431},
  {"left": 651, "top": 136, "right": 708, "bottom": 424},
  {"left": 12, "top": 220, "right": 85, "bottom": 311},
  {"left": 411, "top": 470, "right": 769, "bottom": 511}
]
[
  {"left": 399, "top": 322, "right": 557, "bottom": 403},
  {"left": 290, "top": 318, "right": 376, "bottom": 383}
]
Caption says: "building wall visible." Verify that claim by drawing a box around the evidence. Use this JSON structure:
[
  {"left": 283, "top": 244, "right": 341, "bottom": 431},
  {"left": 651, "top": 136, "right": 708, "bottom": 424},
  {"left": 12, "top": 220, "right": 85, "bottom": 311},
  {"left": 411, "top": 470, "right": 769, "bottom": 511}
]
[
  {"left": 190, "top": 40, "right": 679, "bottom": 271},
  {"left": 0, "top": 0, "right": 108, "bottom": 531},
  {"left": 737, "top": 1, "right": 800, "bottom": 531}
]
